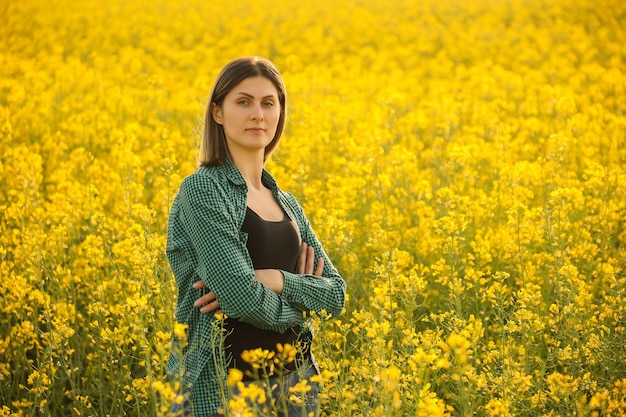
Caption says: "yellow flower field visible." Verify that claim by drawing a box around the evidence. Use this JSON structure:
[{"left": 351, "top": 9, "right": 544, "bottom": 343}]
[{"left": 1, "top": 0, "right": 625, "bottom": 415}]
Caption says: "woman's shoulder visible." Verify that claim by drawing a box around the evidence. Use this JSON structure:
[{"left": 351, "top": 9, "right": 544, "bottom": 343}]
[
  {"left": 178, "top": 165, "right": 237, "bottom": 201},
  {"left": 180, "top": 166, "right": 219, "bottom": 189}
]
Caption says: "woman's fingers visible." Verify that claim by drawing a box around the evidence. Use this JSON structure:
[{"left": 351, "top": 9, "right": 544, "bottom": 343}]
[
  {"left": 314, "top": 257, "right": 324, "bottom": 276},
  {"left": 305, "top": 245, "right": 315, "bottom": 275},
  {"left": 297, "top": 243, "right": 308, "bottom": 274},
  {"left": 192, "top": 280, "right": 207, "bottom": 289},
  {"left": 199, "top": 292, "right": 220, "bottom": 313},
  {"left": 193, "top": 287, "right": 221, "bottom": 314},
  {"left": 297, "top": 242, "right": 324, "bottom": 276}
]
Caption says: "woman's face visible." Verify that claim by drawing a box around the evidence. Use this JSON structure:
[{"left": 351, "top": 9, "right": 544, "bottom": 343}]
[{"left": 212, "top": 76, "right": 281, "bottom": 159}]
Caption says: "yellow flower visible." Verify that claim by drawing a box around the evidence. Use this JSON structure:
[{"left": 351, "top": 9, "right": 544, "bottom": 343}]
[
  {"left": 379, "top": 364, "right": 401, "bottom": 391},
  {"left": 3, "top": 0, "right": 625, "bottom": 415},
  {"left": 234, "top": 381, "right": 266, "bottom": 404},
  {"left": 227, "top": 368, "right": 244, "bottom": 387},
  {"left": 274, "top": 343, "right": 297, "bottom": 366},
  {"left": 173, "top": 323, "right": 188, "bottom": 340},
  {"left": 240, "top": 348, "right": 275, "bottom": 373}
]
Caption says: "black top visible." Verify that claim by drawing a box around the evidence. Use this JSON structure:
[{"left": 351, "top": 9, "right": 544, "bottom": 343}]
[{"left": 224, "top": 206, "right": 306, "bottom": 379}]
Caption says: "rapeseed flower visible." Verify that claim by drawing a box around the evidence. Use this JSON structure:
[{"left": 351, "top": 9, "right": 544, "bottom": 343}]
[{"left": 2, "top": 0, "right": 625, "bottom": 415}]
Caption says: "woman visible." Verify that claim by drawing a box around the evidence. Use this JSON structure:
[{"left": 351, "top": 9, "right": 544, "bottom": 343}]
[{"left": 166, "top": 56, "right": 346, "bottom": 417}]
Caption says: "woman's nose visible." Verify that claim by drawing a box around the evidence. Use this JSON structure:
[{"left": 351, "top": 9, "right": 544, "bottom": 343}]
[{"left": 251, "top": 103, "right": 264, "bottom": 120}]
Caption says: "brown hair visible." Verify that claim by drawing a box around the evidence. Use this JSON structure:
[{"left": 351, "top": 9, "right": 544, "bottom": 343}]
[{"left": 198, "top": 56, "right": 287, "bottom": 166}]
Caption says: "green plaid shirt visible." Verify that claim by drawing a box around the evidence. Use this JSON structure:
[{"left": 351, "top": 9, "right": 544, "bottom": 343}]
[{"left": 166, "top": 159, "right": 346, "bottom": 416}]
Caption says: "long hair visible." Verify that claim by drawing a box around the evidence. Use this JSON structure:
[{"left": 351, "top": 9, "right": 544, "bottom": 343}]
[{"left": 198, "top": 56, "right": 287, "bottom": 166}]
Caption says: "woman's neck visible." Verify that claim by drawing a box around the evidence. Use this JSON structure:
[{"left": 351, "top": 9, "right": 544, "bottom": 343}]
[{"left": 230, "top": 151, "right": 265, "bottom": 190}]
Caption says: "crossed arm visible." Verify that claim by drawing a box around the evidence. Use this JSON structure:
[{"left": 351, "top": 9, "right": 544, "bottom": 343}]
[{"left": 193, "top": 242, "right": 324, "bottom": 315}]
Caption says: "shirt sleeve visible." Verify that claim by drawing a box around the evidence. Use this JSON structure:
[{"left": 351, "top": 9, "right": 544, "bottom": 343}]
[
  {"left": 280, "top": 193, "right": 347, "bottom": 318},
  {"left": 176, "top": 174, "right": 304, "bottom": 333}
]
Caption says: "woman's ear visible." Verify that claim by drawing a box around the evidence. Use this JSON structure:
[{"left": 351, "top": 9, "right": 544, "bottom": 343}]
[{"left": 210, "top": 102, "right": 223, "bottom": 125}]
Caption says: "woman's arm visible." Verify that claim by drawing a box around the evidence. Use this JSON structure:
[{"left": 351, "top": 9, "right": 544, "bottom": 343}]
[
  {"left": 279, "top": 192, "right": 347, "bottom": 318},
  {"left": 194, "top": 242, "right": 324, "bottom": 313}
]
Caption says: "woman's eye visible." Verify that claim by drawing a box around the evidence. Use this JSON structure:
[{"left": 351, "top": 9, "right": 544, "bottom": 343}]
[
  {"left": 263, "top": 101, "right": 274, "bottom": 107},
  {"left": 237, "top": 99, "right": 249, "bottom": 105}
]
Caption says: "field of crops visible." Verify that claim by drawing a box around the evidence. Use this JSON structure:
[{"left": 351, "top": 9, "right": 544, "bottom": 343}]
[{"left": 1, "top": 0, "right": 625, "bottom": 415}]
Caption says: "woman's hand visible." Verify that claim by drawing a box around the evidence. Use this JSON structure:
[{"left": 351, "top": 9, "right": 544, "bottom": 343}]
[
  {"left": 193, "top": 242, "right": 324, "bottom": 314},
  {"left": 297, "top": 242, "right": 324, "bottom": 276},
  {"left": 192, "top": 281, "right": 222, "bottom": 315}
]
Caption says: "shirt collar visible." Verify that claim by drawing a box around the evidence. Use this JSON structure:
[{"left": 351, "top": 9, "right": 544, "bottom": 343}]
[
  {"left": 222, "top": 158, "right": 246, "bottom": 187},
  {"left": 222, "top": 158, "right": 279, "bottom": 192},
  {"left": 261, "top": 168, "right": 279, "bottom": 192}
]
